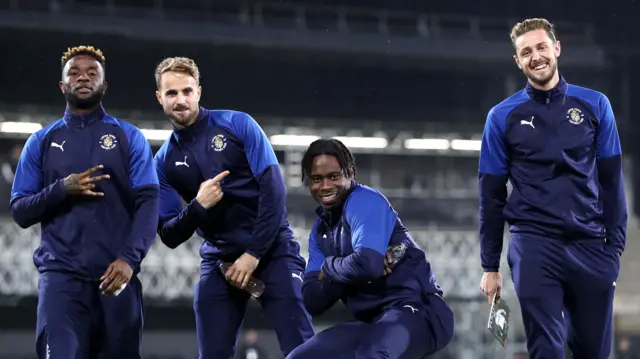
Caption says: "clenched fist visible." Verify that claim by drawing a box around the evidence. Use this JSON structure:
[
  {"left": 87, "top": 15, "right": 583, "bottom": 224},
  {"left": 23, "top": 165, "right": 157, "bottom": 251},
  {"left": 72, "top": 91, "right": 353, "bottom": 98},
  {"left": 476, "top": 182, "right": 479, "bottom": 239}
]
[{"left": 196, "top": 171, "right": 230, "bottom": 209}]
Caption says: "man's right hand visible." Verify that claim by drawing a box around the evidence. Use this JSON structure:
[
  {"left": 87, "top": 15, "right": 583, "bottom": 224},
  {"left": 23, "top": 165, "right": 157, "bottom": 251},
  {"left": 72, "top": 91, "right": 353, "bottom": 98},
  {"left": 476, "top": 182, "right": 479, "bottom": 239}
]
[
  {"left": 480, "top": 271, "right": 502, "bottom": 305},
  {"left": 63, "top": 165, "right": 110, "bottom": 196},
  {"left": 196, "top": 171, "right": 230, "bottom": 209}
]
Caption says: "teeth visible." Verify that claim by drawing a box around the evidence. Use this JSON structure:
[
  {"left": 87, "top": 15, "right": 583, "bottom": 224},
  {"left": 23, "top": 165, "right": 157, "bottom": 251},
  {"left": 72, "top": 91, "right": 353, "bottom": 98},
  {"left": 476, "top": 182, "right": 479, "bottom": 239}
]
[{"left": 533, "top": 64, "right": 547, "bottom": 70}]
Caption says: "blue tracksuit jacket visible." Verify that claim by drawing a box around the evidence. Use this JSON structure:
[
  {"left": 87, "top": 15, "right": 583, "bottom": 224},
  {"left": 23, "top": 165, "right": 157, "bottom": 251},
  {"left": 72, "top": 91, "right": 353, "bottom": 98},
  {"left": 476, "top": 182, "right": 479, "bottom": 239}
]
[
  {"left": 155, "top": 107, "right": 294, "bottom": 273},
  {"left": 478, "top": 76, "right": 627, "bottom": 271},
  {"left": 10, "top": 106, "right": 159, "bottom": 279},
  {"left": 302, "top": 183, "right": 443, "bottom": 321}
]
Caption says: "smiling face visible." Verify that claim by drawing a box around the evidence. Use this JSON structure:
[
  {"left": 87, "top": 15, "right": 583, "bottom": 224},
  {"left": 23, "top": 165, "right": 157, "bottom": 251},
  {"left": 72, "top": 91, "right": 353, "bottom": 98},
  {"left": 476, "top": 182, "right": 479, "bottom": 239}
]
[
  {"left": 513, "top": 29, "right": 561, "bottom": 90},
  {"left": 308, "top": 154, "right": 353, "bottom": 209},
  {"left": 510, "top": 19, "right": 562, "bottom": 91}
]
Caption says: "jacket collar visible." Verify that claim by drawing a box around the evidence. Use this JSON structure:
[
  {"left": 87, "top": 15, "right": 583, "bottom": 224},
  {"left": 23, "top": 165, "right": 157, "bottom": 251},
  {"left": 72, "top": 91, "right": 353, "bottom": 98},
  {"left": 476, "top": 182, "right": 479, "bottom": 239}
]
[
  {"left": 525, "top": 74, "right": 568, "bottom": 103},
  {"left": 63, "top": 104, "right": 107, "bottom": 128},
  {"left": 172, "top": 107, "right": 209, "bottom": 143},
  {"left": 314, "top": 180, "right": 359, "bottom": 226}
]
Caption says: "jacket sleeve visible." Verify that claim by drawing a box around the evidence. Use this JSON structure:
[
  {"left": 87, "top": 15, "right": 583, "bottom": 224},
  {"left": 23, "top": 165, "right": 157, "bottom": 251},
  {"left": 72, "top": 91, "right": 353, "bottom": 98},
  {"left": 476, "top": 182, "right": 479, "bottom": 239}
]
[
  {"left": 478, "top": 109, "right": 509, "bottom": 272},
  {"left": 10, "top": 132, "right": 68, "bottom": 228},
  {"left": 595, "top": 94, "right": 627, "bottom": 255},
  {"left": 117, "top": 128, "right": 160, "bottom": 271},
  {"left": 155, "top": 149, "right": 207, "bottom": 249},
  {"left": 302, "top": 224, "right": 346, "bottom": 316},
  {"left": 231, "top": 112, "right": 286, "bottom": 259},
  {"left": 321, "top": 190, "right": 395, "bottom": 284}
]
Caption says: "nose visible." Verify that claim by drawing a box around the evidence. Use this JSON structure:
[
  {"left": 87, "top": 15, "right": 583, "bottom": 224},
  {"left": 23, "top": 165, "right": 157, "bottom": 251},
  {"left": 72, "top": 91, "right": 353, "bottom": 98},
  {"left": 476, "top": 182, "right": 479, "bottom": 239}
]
[
  {"left": 77, "top": 72, "right": 90, "bottom": 82},
  {"left": 177, "top": 92, "right": 187, "bottom": 104},
  {"left": 319, "top": 179, "right": 333, "bottom": 190}
]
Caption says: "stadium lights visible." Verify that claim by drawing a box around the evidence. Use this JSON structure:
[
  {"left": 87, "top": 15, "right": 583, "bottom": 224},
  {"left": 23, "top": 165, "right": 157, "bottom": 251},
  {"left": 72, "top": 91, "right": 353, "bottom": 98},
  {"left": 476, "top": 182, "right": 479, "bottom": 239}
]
[
  {"left": 269, "top": 135, "right": 388, "bottom": 149},
  {"left": 0, "top": 122, "right": 43, "bottom": 134},
  {"left": 450, "top": 139, "right": 481, "bottom": 151},
  {"left": 0, "top": 121, "right": 482, "bottom": 153},
  {"left": 139, "top": 129, "right": 172, "bottom": 141},
  {"left": 404, "top": 138, "right": 481, "bottom": 152},
  {"left": 269, "top": 134, "right": 320, "bottom": 147},
  {"left": 333, "top": 136, "right": 388, "bottom": 149},
  {"left": 404, "top": 138, "right": 450, "bottom": 150}
]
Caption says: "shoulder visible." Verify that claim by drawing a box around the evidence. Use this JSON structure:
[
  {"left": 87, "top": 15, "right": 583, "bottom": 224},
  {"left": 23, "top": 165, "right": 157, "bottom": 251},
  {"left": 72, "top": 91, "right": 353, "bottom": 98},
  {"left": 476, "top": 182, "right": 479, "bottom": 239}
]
[
  {"left": 26, "top": 118, "right": 66, "bottom": 149},
  {"left": 106, "top": 116, "right": 148, "bottom": 144},
  {"left": 345, "top": 184, "right": 393, "bottom": 212},
  {"left": 210, "top": 109, "right": 254, "bottom": 127},
  {"left": 488, "top": 90, "right": 529, "bottom": 125},
  {"left": 566, "top": 84, "right": 610, "bottom": 118},
  {"left": 210, "top": 109, "right": 263, "bottom": 137}
]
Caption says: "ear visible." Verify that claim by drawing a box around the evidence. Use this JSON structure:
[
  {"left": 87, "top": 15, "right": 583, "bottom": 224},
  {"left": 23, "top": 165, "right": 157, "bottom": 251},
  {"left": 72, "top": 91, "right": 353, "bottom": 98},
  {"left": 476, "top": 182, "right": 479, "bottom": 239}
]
[
  {"left": 59, "top": 81, "right": 65, "bottom": 94},
  {"left": 554, "top": 40, "right": 561, "bottom": 58},
  {"left": 196, "top": 86, "right": 202, "bottom": 102},
  {"left": 102, "top": 80, "right": 108, "bottom": 94},
  {"left": 155, "top": 90, "right": 162, "bottom": 105},
  {"left": 513, "top": 54, "right": 522, "bottom": 69}
]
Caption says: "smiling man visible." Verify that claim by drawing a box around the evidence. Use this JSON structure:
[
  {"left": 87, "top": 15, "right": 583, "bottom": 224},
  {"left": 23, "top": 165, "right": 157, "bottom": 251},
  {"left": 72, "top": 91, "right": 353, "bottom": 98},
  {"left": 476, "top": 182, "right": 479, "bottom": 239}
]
[
  {"left": 287, "top": 138, "right": 454, "bottom": 359},
  {"left": 152, "top": 57, "right": 314, "bottom": 358},
  {"left": 478, "top": 18, "right": 626, "bottom": 359},
  {"left": 11, "top": 45, "right": 159, "bottom": 359}
]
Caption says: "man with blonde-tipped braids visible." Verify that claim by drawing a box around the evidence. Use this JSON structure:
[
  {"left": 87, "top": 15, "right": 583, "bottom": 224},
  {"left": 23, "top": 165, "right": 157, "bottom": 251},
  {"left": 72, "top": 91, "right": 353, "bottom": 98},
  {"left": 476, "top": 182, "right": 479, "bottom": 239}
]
[{"left": 10, "top": 46, "right": 159, "bottom": 359}]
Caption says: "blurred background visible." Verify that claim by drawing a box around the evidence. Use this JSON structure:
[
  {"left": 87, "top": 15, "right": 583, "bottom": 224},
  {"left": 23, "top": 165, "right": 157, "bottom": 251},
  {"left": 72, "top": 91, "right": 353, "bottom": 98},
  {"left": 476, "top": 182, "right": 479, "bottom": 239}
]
[{"left": 0, "top": 0, "right": 639, "bottom": 358}]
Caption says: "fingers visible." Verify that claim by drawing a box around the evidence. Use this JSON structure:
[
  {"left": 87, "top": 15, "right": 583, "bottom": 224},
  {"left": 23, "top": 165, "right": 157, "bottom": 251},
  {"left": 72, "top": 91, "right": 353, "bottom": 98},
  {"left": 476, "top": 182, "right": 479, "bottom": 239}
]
[
  {"left": 101, "top": 270, "right": 128, "bottom": 296},
  {"left": 100, "top": 264, "right": 114, "bottom": 281},
  {"left": 78, "top": 174, "right": 110, "bottom": 184},
  {"left": 81, "top": 189, "right": 104, "bottom": 197},
  {"left": 211, "top": 170, "right": 230, "bottom": 184},
  {"left": 80, "top": 164, "right": 104, "bottom": 177}
]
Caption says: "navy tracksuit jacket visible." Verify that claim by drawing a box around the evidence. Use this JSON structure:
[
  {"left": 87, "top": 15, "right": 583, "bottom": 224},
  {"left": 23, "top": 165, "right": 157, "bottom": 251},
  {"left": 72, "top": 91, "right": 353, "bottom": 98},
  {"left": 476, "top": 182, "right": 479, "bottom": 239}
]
[
  {"left": 10, "top": 105, "right": 159, "bottom": 358},
  {"left": 154, "top": 107, "right": 313, "bottom": 357},
  {"left": 478, "top": 76, "right": 626, "bottom": 359},
  {"left": 288, "top": 183, "right": 454, "bottom": 359}
]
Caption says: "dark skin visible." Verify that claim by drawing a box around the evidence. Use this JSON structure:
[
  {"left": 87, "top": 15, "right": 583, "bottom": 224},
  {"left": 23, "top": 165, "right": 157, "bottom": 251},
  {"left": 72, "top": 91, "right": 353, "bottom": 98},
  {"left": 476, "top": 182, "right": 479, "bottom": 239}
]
[
  {"left": 308, "top": 155, "right": 393, "bottom": 281},
  {"left": 59, "top": 55, "right": 132, "bottom": 295}
]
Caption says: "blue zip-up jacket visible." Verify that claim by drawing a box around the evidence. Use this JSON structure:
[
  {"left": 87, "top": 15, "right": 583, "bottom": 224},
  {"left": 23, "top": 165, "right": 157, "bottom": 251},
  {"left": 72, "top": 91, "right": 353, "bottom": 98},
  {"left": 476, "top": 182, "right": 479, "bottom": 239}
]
[
  {"left": 302, "top": 183, "right": 443, "bottom": 321},
  {"left": 10, "top": 106, "right": 159, "bottom": 279},
  {"left": 479, "top": 76, "right": 627, "bottom": 271},
  {"left": 155, "top": 108, "right": 293, "bottom": 272}
]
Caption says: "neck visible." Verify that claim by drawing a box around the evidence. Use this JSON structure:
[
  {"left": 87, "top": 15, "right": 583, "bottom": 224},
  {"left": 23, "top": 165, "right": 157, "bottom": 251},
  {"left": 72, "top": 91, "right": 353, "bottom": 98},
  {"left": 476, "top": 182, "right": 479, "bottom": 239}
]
[
  {"left": 66, "top": 103, "right": 100, "bottom": 115},
  {"left": 172, "top": 107, "right": 200, "bottom": 129},
  {"left": 528, "top": 71, "right": 560, "bottom": 91}
]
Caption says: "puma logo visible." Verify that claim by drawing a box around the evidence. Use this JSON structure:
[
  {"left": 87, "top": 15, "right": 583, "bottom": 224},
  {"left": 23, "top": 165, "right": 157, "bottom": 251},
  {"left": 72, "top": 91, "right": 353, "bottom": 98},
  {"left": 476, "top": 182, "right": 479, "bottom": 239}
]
[
  {"left": 520, "top": 116, "right": 535, "bottom": 129},
  {"left": 51, "top": 141, "right": 66, "bottom": 151},
  {"left": 175, "top": 156, "right": 189, "bottom": 167},
  {"left": 291, "top": 272, "right": 303, "bottom": 282}
]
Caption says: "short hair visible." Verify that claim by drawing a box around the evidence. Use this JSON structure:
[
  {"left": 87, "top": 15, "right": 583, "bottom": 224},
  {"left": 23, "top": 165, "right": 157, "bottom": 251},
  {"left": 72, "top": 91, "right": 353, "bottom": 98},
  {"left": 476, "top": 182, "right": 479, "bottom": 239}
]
[
  {"left": 301, "top": 138, "right": 356, "bottom": 183},
  {"left": 155, "top": 57, "right": 200, "bottom": 88},
  {"left": 510, "top": 18, "right": 557, "bottom": 47},
  {"left": 60, "top": 45, "right": 106, "bottom": 70}
]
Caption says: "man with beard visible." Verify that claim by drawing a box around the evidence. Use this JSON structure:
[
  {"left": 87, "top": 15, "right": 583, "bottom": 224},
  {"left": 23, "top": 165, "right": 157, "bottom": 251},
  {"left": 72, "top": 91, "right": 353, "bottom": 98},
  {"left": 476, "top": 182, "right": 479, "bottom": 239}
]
[
  {"left": 286, "top": 138, "right": 454, "bottom": 359},
  {"left": 478, "top": 18, "right": 626, "bottom": 359},
  {"left": 10, "top": 45, "right": 159, "bottom": 359},
  {"left": 152, "top": 57, "right": 314, "bottom": 358}
]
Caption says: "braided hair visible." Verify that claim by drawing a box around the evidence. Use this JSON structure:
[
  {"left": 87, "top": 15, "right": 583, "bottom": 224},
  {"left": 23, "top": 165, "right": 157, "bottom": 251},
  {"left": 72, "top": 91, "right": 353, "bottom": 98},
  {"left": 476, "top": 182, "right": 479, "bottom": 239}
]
[{"left": 301, "top": 138, "right": 356, "bottom": 184}]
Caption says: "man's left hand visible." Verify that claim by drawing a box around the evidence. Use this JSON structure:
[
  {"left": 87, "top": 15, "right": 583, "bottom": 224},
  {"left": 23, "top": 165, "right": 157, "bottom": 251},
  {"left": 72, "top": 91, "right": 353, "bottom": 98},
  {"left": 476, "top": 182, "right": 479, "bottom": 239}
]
[
  {"left": 225, "top": 253, "right": 260, "bottom": 289},
  {"left": 100, "top": 259, "right": 133, "bottom": 296}
]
